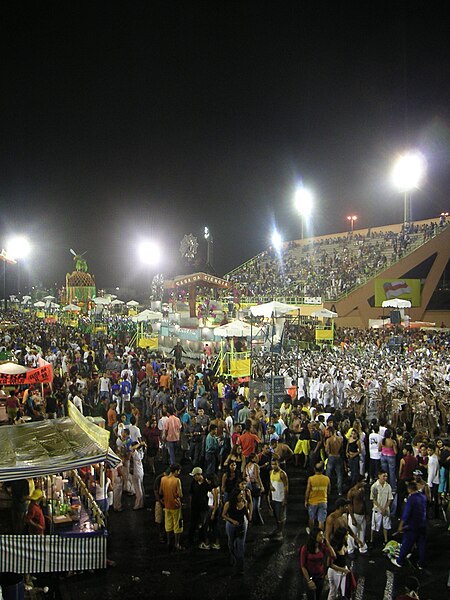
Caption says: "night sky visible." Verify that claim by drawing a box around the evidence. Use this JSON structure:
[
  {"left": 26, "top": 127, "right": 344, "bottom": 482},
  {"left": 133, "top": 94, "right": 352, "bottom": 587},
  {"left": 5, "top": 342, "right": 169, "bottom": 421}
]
[{"left": 1, "top": 2, "right": 449, "bottom": 295}]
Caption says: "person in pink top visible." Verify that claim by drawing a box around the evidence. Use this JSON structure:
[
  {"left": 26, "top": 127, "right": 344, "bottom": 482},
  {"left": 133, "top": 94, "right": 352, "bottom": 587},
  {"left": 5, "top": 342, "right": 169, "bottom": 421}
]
[{"left": 164, "top": 407, "right": 182, "bottom": 466}]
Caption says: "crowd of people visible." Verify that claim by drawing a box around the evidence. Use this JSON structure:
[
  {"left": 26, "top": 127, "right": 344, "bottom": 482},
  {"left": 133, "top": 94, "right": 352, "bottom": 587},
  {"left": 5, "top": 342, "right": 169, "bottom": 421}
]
[
  {"left": 226, "top": 220, "right": 447, "bottom": 301},
  {"left": 0, "top": 309, "right": 449, "bottom": 599}
]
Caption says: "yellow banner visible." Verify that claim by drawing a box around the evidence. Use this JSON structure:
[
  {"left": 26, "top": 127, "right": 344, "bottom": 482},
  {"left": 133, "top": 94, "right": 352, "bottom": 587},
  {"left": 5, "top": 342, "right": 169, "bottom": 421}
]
[
  {"left": 230, "top": 358, "right": 251, "bottom": 377},
  {"left": 36, "top": 311, "right": 45, "bottom": 318},
  {"left": 128, "top": 309, "right": 138, "bottom": 316},
  {"left": 138, "top": 336, "right": 159, "bottom": 350},
  {"left": 316, "top": 328, "right": 334, "bottom": 341},
  {"left": 374, "top": 278, "right": 421, "bottom": 307},
  {"left": 68, "top": 400, "right": 110, "bottom": 451}
]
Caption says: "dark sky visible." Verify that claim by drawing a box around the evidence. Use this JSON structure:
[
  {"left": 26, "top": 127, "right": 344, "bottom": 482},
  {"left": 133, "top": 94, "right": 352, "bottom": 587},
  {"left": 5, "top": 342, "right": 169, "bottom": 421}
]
[{"left": 1, "top": 2, "right": 449, "bottom": 295}]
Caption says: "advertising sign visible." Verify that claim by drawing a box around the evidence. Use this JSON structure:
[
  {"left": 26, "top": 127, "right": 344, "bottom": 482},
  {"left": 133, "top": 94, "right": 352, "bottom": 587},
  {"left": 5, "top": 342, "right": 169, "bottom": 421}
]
[{"left": 374, "top": 278, "right": 421, "bottom": 307}]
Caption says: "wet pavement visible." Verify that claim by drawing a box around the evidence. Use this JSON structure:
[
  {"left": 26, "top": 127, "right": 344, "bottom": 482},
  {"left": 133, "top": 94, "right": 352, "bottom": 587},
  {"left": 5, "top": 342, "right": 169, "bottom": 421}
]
[{"left": 28, "top": 460, "right": 450, "bottom": 600}]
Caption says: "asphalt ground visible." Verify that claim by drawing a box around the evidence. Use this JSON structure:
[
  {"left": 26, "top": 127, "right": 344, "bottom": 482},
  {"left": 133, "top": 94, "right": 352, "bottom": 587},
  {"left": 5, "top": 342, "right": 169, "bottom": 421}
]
[{"left": 28, "top": 458, "right": 450, "bottom": 600}]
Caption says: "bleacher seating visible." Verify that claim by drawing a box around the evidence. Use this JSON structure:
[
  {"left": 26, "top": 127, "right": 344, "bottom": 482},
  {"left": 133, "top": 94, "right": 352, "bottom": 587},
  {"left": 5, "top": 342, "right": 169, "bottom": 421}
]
[{"left": 226, "top": 220, "right": 447, "bottom": 302}]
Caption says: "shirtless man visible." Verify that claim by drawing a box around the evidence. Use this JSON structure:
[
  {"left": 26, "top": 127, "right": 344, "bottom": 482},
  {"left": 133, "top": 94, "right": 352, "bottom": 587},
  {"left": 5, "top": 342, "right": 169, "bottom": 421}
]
[
  {"left": 270, "top": 439, "right": 294, "bottom": 468},
  {"left": 325, "top": 498, "right": 351, "bottom": 547},
  {"left": 248, "top": 409, "right": 262, "bottom": 437},
  {"left": 325, "top": 498, "right": 362, "bottom": 550},
  {"left": 347, "top": 480, "right": 368, "bottom": 555},
  {"left": 325, "top": 428, "right": 344, "bottom": 496}
]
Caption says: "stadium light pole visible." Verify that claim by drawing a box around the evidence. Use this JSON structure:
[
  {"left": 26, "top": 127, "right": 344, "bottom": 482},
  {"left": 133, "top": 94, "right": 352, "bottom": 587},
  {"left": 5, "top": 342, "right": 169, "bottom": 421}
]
[
  {"left": 392, "top": 151, "right": 426, "bottom": 227},
  {"left": 6, "top": 235, "right": 32, "bottom": 296},
  {"left": 347, "top": 215, "right": 357, "bottom": 233},
  {"left": 204, "top": 226, "right": 213, "bottom": 270},
  {"left": 294, "top": 187, "right": 313, "bottom": 239}
]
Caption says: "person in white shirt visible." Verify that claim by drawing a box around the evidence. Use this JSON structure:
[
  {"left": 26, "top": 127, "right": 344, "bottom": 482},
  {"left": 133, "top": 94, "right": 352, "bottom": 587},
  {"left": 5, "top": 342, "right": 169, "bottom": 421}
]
[
  {"left": 98, "top": 374, "right": 111, "bottom": 403},
  {"left": 72, "top": 394, "right": 84, "bottom": 414},
  {"left": 426, "top": 443, "right": 440, "bottom": 518},
  {"left": 370, "top": 471, "right": 393, "bottom": 544},
  {"left": 128, "top": 416, "right": 142, "bottom": 443},
  {"left": 25, "top": 350, "right": 38, "bottom": 368},
  {"left": 121, "top": 367, "right": 133, "bottom": 382},
  {"left": 368, "top": 423, "right": 383, "bottom": 482},
  {"left": 309, "top": 373, "right": 320, "bottom": 401},
  {"left": 158, "top": 410, "right": 169, "bottom": 458},
  {"left": 131, "top": 442, "right": 145, "bottom": 510}
]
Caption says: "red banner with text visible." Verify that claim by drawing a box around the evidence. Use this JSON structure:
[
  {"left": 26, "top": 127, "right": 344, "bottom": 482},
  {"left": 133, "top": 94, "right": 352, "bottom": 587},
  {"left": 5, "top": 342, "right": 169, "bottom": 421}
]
[{"left": 0, "top": 362, "right": 53, "bottom": 386}]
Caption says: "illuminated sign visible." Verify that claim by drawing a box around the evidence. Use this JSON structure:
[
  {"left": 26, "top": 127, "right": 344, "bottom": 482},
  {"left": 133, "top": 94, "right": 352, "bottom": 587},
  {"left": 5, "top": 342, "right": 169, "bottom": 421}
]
[{"left": 174, "top": 273, "right": 230, "bottom": 288}]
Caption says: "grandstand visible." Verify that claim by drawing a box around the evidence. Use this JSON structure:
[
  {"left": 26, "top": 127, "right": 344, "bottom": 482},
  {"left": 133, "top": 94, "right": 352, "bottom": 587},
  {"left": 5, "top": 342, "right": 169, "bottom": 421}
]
[{"left": 226, "top": 218, "right": 450, "bottom": 328}]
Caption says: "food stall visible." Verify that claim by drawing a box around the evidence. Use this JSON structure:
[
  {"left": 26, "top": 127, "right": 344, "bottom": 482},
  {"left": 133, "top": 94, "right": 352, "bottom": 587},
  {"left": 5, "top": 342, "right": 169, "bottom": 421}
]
[{"left": 0, "top": 402, "right": 120, "bottom": 573}]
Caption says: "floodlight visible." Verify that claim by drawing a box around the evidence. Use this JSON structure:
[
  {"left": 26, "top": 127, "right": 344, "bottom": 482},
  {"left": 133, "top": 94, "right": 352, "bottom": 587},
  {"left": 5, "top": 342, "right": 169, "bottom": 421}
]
[
  {"left": 271, "top": 230, "right": 282, "bottom": 251},
  {"left": 6, "top": 236, "right": 31, "bottom": 260},
  {"left": 294, "top": 187, "right": 313, "bottom": 217},
  {"left": 138, "top": 240, "right": 161, "bottom": 265},
  {"left": 392, "top": 151, "right": 426, "bottom": 192}
]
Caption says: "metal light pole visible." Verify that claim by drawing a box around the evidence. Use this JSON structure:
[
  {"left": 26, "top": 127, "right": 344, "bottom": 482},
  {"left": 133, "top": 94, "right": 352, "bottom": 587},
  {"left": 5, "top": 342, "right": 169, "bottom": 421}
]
[
  {"left": 204, "top": 226, "right": 213, "bottom": 270},
  {"left": 0, "top": 250, "right": 17, "bottom": 310},
  {"left": 347, "top": 215, "right": 357, "bottom": 232}
]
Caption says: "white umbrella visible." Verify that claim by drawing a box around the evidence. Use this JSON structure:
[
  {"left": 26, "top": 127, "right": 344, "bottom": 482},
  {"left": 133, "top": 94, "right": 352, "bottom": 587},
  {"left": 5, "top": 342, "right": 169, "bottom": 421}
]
[
  {"left": 33, "top": 301, "right": 46, "bottom": 308},
  {"left": 131, "top": 309, "right": 163, "bottom": 322},
  {"left": 214, "top": 319, "right": 254, "bottom": 337},
  {"left": 382, "top": 299, "right": 411, "bottom": 309},
  {"left": 127, "top": 300, "right": 139, "bottom": 307},
  {"left": 311, "top": 308, "right": 338, "bottom": 319},
  {"left": 93, "top": 297, "right": 111, "bottom": 305},
  {"left": 21, "top": 298, "right": 31, "bottom": 305},
  {"left": 250, "top": 301, "right": 301, "bottom": 318},
  {"left": 111, "top": 299, "right": 124, "bottom": 305},
  {"left": 43, "top": 295, "right": 55, "bottom": 301},
  {"left": 62, "top": 304, "right": 81, "bottom": 312},
  {"left": 0, "top": 362, "right": 29, "bottom": 375},
  {"left": 22, "top": 295, "right": 31, "bottom": 301},
  {"left": 49, "top": 302, "right": 60, "bottom": 309}
]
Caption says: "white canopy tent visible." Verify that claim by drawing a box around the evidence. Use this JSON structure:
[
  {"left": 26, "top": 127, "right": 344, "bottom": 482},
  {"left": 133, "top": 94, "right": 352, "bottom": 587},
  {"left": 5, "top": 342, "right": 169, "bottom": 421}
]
[
  {"left": 93, "top": 297, "right": 111, "bottom": 306},
  {"left": 382, "top": 298, "right": 412, "bottom": 309},
  {"left": 126, "top": 300, "right": 139, "bottom": 307},
  {"left": 131, "top": 309, "right": 163, "bottom": 322},
  {"left": 214, "top": 319, "right": 255, "bottom": 337},
  {"left": 311, "top": 308, "right": 338, "bottom": 318},
  {"left": 250, "top": 301, "right": 301, "bottom": 318},
  {"left": 62, "top": 304, "right": 81, "bottom": 312},
  {"left": 0, "top": 362, "right": 28, "bottom": 375}
]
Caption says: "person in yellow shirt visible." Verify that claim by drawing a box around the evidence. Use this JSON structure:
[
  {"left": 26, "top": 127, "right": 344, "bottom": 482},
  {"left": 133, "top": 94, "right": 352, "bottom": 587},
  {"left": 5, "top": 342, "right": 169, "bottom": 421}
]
[{"left": 305, "top": 462, "right": 331, "bottom": 531}]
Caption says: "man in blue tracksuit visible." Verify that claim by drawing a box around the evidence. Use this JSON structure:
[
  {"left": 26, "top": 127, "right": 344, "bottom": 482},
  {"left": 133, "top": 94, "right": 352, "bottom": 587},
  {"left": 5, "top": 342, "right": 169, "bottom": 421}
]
[{"left": 391, "top": 481, "right": 427, "bottom": 569}]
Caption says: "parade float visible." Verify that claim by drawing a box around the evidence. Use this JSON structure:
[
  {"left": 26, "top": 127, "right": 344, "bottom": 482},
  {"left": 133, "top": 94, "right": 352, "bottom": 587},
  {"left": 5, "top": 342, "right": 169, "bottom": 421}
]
[{"left": 64, "top": 249, "right": 96, "bottom": 307}]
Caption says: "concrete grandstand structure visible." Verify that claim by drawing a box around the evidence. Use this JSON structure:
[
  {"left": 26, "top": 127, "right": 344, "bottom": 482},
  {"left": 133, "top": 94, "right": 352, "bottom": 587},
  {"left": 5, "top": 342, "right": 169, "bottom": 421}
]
[{"left": 227, "top": 218, "right": 450, "bottom": 328}]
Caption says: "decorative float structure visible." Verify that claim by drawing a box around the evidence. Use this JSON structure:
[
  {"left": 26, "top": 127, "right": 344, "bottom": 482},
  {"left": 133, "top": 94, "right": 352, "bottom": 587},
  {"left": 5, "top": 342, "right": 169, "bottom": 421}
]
[{"left": 65, "top": 249, "right": 96, "bottom": 306}]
